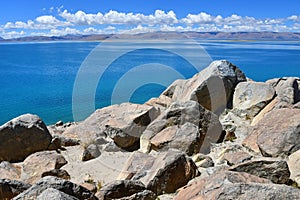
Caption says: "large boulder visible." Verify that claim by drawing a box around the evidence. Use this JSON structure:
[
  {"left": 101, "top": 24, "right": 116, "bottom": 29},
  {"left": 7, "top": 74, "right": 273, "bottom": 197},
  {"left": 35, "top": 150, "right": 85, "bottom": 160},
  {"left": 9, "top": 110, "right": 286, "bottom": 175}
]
[
  {"left": 267, "top": 77, "right": 300, "bottom": 107},
  {"left": 63, "top": 103, "right": 159, "bottom": 149},
  {"left": 0, "top": 179, "right": 31, "bottom": 200},
  {"left": 176, "top": 181, "right": 300, "bottom": 200},
  {"left": 288, "top": 149, "right": 300, "bottom": 186},
  {"left": 118, "top": 149, "right": 199, "bottom": 195},
  {"left": 21, "top": 151, "right": 67, "bottom": 184},
  {"left": 96, "top": 180, "right": 156, "bottom": 200},
  {"left": 244, "top": 108, "right": 300, "bottom": 157},
  {"left": 36, "top": 188, "right": 79, "bottom": 200},
  {"left": 174, "top": 170, "right": 271, "bottom": 200},
  {"left": 232, "top": 81, "right": 275, "bottom": 120},
  {"left": 160, "top": 60, "right": 246, "bottom": 114},
  {"left": 0, "top": 114, "right": 52, "bottom": 162},
  {"left": 13, "top": 176, "right": 97, "bottom": 200},
  {"left": 230, "top": 158, "right": 290, "bottom": 184},
  {"left": 140, "top": 101, "right": 223, "bottom": 154}
]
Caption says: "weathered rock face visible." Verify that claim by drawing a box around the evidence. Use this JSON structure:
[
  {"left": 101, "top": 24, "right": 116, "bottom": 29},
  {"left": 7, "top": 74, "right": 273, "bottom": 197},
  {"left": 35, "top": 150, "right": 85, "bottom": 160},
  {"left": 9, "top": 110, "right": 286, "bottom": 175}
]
[
  {"left": 118, "top": 149, "right": 199, "bottom": 195},
  {"left": 0, "top": 179, "right": 31, "bottom": 200},
  {"left": 230, "top": 158, "right": 290, "bottom": 184},
  {"left": 174, "top": 170, "right": 271, "bottom": 200},
  {"left": 36, "top": 188, "right": 79, "bottom": 200},
  {"left": 177, "top": 182, "right": 300, "bottom": 200},
  {"left": 245, "top": 108, "right": 300, "bottom": 157},
  {"left": 64, "top": 103, "right": 160, "bottom": 149},
  {"left": 267, "top": 77, "right": 300, "bottom": 107},
  {"left": 21, "top": 151, "right": 67, "bottom": 184},
  {"left": 0, "top": 161, "right": 21, "bottom": 180},
  {"left": 0, "top": 114, "right": 52, "bottom": 162},
  {"left": 160, "top": 60, "right": 246, "bottom": 114},
  {"left": 96, "top": 180, "right": 155, "bottom": 200},
  {"left": 13, "top": 176, "right": 97, "bottom": 200},
  {"left": 232, "top": 82, "right": 275, "bottom": 119},
  {"left": 288, "top": 149, "right": 300, "bottom": 186},
  {"left": 140, "top": 101, "right": 223, "bottom": 154}
]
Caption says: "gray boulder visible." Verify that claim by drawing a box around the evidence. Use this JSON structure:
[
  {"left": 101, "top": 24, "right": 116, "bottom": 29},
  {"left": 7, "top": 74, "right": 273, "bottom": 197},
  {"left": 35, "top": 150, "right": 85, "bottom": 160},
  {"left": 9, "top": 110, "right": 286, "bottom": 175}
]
[
  {"left": 230, "top": 158, "right": 290, "bottom": 184},
  {"left": 288, "top": 149, "right": 300, "bottom": 186},
  {"left": 118, "top": 149, "right": 199, "bottom": 195},
  {"left": 140, "top": 101, "right": 222, "bottom": 154},
  {"left": 13, "top": 176, "right": 97, "bottom": 200},
  {"left": 267, "top": 77, "right": 300, "bottom": 107},
  {"left": 174, "top": 170, "right": 271, "bottom": 200},
  {"left": 161, "top": 60, "right": 246, "bottom": 114},
  {"left": 0, "top": 114, "right": 52, "bottom": 162},
  {"left": 96, "top": 180, "right": 155, "bottom": 200},
  {"left": 82, "top": 144, "right": 101, "bottom": 161},
  {"left": 232, "top": 81, "right": 275, "bottom": 119},
  {"left": 63, "top": 103, "right": 159, "bottom": 149},
  {"left": 37, "top": 188, "right": 79, "bottom": 200}
]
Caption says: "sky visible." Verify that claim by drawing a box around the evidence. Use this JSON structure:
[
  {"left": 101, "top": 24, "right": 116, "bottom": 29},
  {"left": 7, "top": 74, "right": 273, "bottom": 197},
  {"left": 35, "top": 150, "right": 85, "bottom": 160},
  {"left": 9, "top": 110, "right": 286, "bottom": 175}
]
[{"left": 1, "top": 0, "right": 300, "bottom": 39}]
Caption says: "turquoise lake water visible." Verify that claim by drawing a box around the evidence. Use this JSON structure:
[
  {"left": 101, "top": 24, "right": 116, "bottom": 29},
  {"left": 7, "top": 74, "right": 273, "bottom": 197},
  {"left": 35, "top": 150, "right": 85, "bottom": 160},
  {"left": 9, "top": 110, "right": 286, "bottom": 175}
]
[{"left": 0, "top": 40, "right": 299, "bottom": 125}]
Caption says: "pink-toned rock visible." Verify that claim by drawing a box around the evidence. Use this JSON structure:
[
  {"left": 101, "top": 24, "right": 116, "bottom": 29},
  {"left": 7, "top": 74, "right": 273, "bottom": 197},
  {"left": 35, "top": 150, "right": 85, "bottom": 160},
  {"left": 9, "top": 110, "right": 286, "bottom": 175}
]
[
  {"left": 63, "top": 103, "right": 160, "bottom": 149},
  {"left": 141, "top": 101, "right": 222, "bottom": 155},
  {"left": 0, "top": 161, "right": 21, "bottom": 180},
  {"left": 256, "top": 108, "right": 300, "bottom": 157},
  {"left": 118, "top": 149, "right": 199, "bottom": 195},
  {"left": 21, "top": 151, "right": 67, "bottom": 184},
  {"left": 174, "top": 170, "right": 271, "bottom": 200},
  {"left": 244, "top": 108, "right": 300, "bottom": 157}
]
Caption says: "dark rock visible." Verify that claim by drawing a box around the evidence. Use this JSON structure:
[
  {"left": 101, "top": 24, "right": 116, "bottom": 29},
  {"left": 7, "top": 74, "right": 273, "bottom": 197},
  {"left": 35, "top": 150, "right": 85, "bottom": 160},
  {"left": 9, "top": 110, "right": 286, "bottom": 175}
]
[
  {"left": 42, "top": 169, "right": 71, "bottom": 180},
  {"left": 13, "top": 176, "right": 97, "bottom": 200},
  {"left": 230, "top": 158, "right": 290, "bottom": 184},
  {"left": 0, "top": 179, "right": 31, "bottom": 200},
  {"left": 96, "top": 180, "right": 147, "bottom": 200},
  {"left": 0, "top": 114, "right": 52, "bottom": 162}
]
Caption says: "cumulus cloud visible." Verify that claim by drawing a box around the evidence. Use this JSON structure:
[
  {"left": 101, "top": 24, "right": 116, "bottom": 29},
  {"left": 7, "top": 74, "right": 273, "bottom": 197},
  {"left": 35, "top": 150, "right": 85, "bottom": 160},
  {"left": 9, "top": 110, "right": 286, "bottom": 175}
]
[
  {"left": 0, "top": 9, "right": 299, "bottom": 39},
  {"left": 59, "top": 9, "right": 178, "bottom": 25},
  {"left": 1, "top": 30, "right": 26, "bottom": 39}
]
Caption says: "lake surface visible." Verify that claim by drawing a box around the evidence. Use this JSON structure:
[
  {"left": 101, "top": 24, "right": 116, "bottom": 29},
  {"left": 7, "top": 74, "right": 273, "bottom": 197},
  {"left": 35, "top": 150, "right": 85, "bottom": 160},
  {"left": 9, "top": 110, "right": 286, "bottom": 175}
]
[{"left": 0, "top": 40, "right": 299, "bottom": 125}]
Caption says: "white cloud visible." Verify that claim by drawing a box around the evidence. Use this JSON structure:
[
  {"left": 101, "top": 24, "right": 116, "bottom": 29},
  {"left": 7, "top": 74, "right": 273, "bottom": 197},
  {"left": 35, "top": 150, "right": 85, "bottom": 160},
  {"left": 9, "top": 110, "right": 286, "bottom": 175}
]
[
  {"left": 1, "top": 9, "right": 300, "bottom": 39},
  {"left": 1, "top": 30, "right": 26, "bottom": 39},
  {"left": 36, "top": 15, "right": 60, "bottom": 25},
  {"left": 59, "top": 9, "right": 178, "bottom": 25},
  {"left": 182, "top": 12, "right": 214, "bottom": 24},
  {"left": 50, "top": 27, "right": 81, "bottom": 36}
]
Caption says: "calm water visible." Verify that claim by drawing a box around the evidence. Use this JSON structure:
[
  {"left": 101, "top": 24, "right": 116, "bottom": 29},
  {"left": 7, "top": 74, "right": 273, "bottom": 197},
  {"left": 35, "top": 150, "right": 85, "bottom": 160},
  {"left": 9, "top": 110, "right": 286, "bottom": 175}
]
[{"left": 0, "top": 40, "right": 299, "bottom": 125}]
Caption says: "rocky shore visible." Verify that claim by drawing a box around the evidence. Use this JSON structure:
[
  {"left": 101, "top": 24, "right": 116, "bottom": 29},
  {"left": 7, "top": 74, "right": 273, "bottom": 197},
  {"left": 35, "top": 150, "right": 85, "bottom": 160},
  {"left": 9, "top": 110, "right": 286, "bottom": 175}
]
[{"left": 0, "top": 60, "right": 300, "bottom": 200}]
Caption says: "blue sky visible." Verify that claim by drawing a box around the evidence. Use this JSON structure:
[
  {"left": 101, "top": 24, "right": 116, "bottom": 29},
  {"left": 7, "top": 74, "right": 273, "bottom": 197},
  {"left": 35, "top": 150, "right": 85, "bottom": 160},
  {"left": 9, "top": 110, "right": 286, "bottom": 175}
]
[{"left": 1, "top": 0, "right": 300, "bottom": 39}]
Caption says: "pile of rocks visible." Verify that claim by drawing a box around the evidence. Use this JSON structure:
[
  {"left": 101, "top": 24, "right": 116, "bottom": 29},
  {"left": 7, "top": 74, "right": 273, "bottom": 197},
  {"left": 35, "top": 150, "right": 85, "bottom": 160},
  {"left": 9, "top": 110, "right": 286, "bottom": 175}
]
[{"left": 0, "top": 60, "right": 299, "bottom": 200}]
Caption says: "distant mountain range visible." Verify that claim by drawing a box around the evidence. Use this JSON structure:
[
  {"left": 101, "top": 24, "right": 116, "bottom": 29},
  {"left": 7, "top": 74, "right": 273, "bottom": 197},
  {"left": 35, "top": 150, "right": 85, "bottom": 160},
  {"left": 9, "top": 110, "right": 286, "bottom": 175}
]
[{"left": 1, "top": 32, "right": 300, "bottom": 42}]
